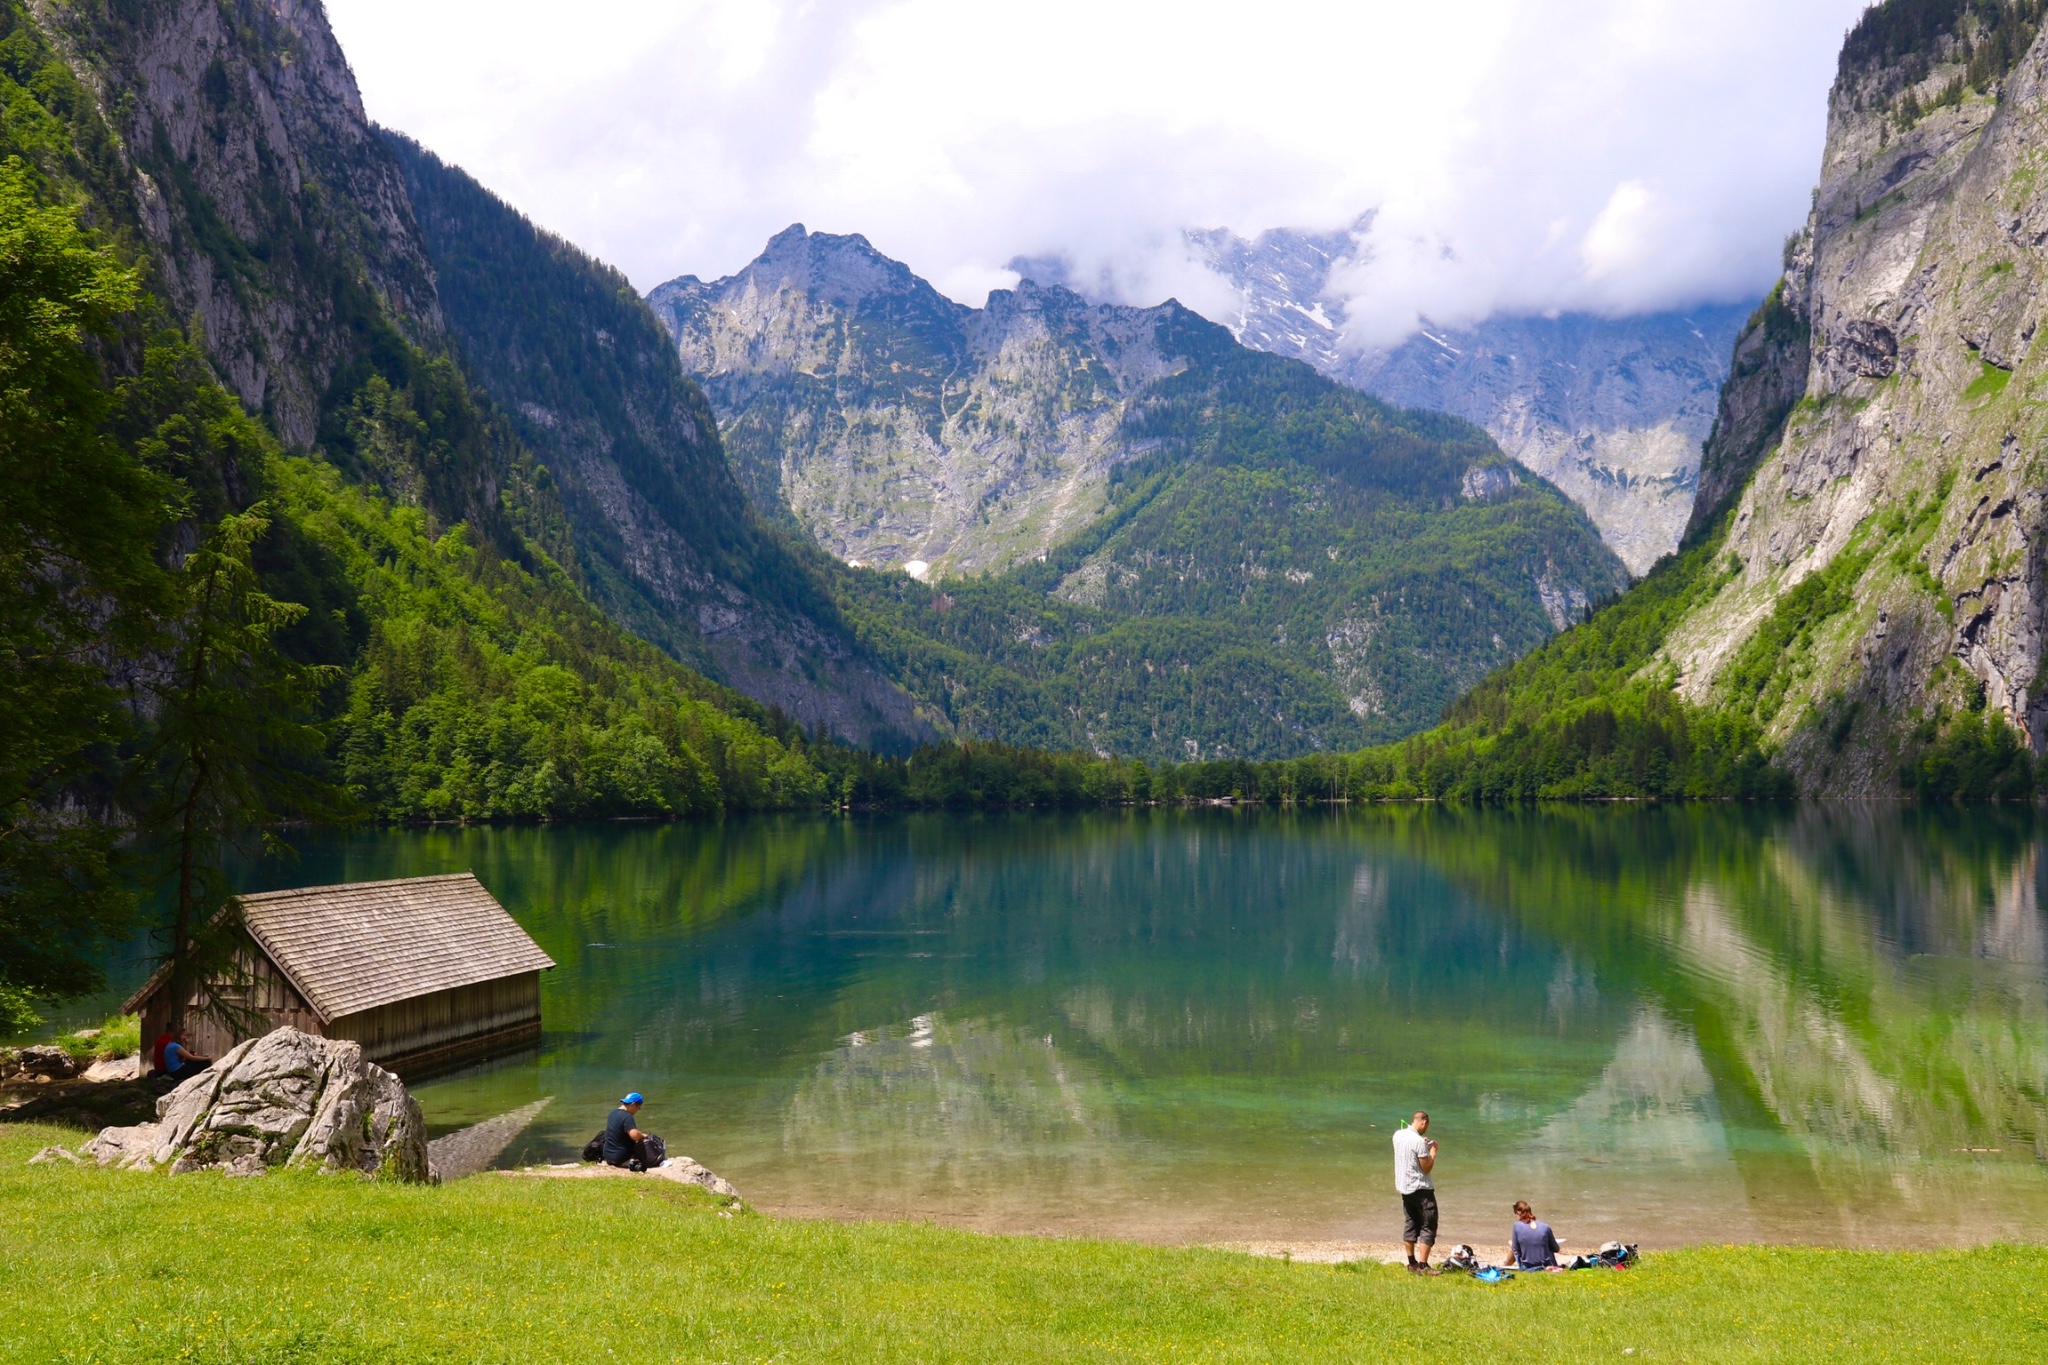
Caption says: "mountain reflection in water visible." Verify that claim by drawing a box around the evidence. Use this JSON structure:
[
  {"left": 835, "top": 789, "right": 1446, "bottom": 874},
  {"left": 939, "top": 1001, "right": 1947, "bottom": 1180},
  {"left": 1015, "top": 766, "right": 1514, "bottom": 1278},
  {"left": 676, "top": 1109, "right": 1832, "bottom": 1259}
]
[{"left": 213, "top": 807, "right": 2047, "bottom": 1249}]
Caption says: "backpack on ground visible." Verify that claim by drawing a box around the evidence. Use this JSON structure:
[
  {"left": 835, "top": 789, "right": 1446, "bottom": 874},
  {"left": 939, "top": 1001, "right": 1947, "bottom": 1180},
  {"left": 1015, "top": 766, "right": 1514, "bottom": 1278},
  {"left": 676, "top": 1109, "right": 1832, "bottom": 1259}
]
[
  {"left": 581, "top": 1133, "right": 605, "bottom": 1162},
  {"left": 1440, "top": 1245, "right": 1482, "bottom": 1274},
  {"left": 640, "top": 1134, "right": 667, "bottom": 1168}
]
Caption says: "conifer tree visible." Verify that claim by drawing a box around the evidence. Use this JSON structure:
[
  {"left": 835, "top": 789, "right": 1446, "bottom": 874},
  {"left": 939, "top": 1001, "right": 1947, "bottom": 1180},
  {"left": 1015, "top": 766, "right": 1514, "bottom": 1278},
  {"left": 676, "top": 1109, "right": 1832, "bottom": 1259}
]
[{"left": 137, "top": 506, "right": 347, "bottom": 1034}]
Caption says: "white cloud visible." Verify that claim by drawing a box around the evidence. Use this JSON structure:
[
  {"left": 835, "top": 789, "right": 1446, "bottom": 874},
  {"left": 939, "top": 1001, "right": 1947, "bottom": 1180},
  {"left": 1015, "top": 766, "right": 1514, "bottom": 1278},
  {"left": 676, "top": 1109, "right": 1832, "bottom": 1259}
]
[{"left": 324, "top": 0, "right": 1870, "bottom": 341}]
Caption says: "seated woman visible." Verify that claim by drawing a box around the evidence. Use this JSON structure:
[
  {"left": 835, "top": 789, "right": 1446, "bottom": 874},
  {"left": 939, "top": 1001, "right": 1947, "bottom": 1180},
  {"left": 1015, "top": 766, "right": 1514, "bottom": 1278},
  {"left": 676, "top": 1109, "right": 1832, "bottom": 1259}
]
[
  {"left": 159, "top": 1030, "right": 213, "bottom": 1081},
  {"left": 1510, "top": 1200, "right": 1561, "bottom": 1270}
]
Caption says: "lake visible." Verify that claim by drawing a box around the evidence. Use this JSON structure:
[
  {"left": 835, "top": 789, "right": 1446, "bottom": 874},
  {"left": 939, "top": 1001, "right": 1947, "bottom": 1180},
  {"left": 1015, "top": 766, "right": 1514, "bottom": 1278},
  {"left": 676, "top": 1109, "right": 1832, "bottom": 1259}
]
[{"left": 179, "top": 808, "right": 2048, "bottom": 1250}]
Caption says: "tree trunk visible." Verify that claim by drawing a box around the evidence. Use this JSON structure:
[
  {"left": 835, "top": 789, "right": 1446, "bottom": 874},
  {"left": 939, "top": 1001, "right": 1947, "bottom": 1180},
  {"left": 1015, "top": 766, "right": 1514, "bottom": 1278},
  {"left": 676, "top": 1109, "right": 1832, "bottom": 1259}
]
[{"left": 165, "top": 562, "right": 219, "bottom": 1035}]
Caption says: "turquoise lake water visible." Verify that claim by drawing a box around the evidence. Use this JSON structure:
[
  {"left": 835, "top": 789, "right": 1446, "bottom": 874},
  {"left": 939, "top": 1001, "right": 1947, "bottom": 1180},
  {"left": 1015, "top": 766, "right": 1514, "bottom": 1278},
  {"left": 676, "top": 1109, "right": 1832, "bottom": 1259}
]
[{"left": 144, "top": 807, "right": 2048, "bottom": 1249}]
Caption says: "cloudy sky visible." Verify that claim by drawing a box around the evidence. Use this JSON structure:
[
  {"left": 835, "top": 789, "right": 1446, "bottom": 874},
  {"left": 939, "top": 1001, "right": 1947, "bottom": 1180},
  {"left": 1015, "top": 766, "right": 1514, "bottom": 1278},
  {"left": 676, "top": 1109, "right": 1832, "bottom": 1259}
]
[{"left": 326, "top": 0, "right": 1872, "bottom": 345}]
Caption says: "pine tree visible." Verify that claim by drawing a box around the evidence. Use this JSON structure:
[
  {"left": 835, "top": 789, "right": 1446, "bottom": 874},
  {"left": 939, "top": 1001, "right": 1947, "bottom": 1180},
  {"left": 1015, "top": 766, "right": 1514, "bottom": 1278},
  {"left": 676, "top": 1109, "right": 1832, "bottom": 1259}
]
[{"left": 136, "top": 506, "right": 348, "bottom": 1034}]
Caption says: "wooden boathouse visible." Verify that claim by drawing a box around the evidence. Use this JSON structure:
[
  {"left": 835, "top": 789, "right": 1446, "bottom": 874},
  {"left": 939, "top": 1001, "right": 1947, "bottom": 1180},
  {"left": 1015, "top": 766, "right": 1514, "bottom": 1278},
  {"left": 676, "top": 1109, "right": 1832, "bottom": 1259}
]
[{"left": 126, "top": 873, "right": 555, "bottom": 1077}]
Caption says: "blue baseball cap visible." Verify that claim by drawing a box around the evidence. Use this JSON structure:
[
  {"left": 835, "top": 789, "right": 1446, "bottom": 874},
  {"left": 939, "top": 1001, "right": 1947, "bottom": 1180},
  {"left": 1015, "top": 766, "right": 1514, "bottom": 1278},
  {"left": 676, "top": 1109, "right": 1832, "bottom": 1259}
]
[{"left": 621, "top": 1092, "right": 644, "bottom": 1105}]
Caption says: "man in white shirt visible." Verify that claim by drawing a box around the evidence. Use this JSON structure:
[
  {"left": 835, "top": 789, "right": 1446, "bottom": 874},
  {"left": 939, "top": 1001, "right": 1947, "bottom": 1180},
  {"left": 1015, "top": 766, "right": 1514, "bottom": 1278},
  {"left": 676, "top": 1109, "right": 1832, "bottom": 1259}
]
[{"left": 1392, "top": 1110, "right": 1440, "bottom": 1274}]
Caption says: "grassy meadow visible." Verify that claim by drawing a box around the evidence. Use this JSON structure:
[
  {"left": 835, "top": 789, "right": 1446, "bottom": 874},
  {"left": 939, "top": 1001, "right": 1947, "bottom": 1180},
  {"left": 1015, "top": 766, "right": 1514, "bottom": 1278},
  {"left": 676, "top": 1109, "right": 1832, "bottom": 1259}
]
[{"left": 3, "top": 1124, "right": 2044, "bottom": 1362}]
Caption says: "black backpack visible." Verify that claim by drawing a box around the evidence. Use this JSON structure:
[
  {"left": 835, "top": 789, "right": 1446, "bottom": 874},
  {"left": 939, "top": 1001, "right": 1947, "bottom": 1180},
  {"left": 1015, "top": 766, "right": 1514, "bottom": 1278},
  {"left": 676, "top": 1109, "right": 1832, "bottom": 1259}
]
[
  {"left": 640, "top": 1134, "right": 666, "bottom": 1167},
  {"left": 581, "top": 1132, "right": 605, "bottom": 1162}
]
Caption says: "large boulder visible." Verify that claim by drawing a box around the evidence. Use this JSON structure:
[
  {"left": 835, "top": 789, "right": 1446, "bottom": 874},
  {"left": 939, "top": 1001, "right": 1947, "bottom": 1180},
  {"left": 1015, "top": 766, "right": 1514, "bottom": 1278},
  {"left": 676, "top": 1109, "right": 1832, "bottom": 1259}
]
[
  {"left": 17, "top": 1045, "right": 78, "bottom": 1079},
  {"left": 85, "top": 1027, "right": 428, "bottom": 1182}
]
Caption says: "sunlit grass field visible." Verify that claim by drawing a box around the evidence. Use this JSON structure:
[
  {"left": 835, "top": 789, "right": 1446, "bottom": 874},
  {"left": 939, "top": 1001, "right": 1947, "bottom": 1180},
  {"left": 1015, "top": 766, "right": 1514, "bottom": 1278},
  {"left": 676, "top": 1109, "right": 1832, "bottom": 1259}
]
[{"left": 3, "top": 1123, "right": 2042, "bottom": 1362}]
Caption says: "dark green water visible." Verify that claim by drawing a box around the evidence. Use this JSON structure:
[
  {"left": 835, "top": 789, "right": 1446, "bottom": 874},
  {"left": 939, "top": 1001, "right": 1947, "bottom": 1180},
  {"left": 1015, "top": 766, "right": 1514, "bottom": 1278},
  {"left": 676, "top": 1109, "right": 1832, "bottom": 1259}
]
[{"left": 185, "top": 809, "right": 2048, "bottom": 1248}]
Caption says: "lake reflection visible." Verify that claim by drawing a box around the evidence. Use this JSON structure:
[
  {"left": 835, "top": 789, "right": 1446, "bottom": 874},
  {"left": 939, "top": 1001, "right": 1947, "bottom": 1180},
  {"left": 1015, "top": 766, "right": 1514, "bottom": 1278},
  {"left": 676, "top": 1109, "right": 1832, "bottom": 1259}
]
[{"left": 232, "top": 807, "right": 2047, "bottom": 1249}]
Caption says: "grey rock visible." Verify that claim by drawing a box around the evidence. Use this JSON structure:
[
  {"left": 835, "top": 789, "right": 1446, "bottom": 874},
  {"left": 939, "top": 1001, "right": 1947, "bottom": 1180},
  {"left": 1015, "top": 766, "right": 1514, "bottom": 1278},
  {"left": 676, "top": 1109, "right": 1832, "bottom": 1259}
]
[
  {"left": 1832, "top": 319, "right": 1899, "bottom": 378},
  {"left": 80, "top": 1055, "right": 140, "bottom": 1083},
  {"left": 17, "top": 1045, "right": 78, "bottom": 1079},
  {"left": 655, "top": 1156, "right": 740, "bottom": 1199},
  {"left": 88, "top": 1027, "right": 428, "bottom": 1182},
  {"left": 82, "top": 1124, "right": 159, "bottom": 1169},
  {"left": 1661, "top": 16, "right": 2048, "bottom": 791},
  {"left": 26, "top": 1145, "right": 79, "bottom": 1165},
  {"left": 647, "top": 226, "right": 1202, "bottom": 578},
  {"left": 32, "top": 0, "right": 441, "bottom": 450}
]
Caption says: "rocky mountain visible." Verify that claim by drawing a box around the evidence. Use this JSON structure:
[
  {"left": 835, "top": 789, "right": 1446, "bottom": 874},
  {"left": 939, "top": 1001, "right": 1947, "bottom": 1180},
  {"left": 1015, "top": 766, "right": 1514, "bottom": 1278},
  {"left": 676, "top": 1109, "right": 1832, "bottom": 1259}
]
[
  {"left": 652, "top": 229, "right": 1629, "bottom": 757},
  {"left": 383, "top": 140, "right": 929, "bottom": 748},
  {"left": 1661, "top": 0, "right": 2048, "bottom": 791},
  {"left": 3, "top": 0, "right": 862, "bottom": 826},
  {"left": 1185, "top": 222, "right": 1751, "bottom": 576},
  {"left": 648, "top": 227, "right": 1208, "bottom": 579}
]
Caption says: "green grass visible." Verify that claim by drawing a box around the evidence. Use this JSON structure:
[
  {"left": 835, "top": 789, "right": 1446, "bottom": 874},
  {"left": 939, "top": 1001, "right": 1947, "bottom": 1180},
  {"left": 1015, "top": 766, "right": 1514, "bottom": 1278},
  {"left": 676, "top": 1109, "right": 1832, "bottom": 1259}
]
[
  {"left": 3, "top": 1125, "right": 2043, "bottom": 1362},
  {"left": 1964, "top": 357, "right": 2014, "bottom": 401},
  {"left": 44, "top": 1015, "right": 140, "bottom": 1062}
]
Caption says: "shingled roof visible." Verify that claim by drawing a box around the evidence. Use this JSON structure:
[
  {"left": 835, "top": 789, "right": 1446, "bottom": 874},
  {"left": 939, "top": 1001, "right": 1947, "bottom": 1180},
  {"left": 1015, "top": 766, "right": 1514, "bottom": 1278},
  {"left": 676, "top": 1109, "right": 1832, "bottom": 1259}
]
[{"left": 126, "top": 874, "right": 555, "bottom": 1022}]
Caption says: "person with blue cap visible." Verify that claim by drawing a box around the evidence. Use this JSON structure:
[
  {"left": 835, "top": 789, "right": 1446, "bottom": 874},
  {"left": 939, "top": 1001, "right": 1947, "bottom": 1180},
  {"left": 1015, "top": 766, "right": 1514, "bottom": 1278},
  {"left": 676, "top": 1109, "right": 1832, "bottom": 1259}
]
[{"left": 603, "top": 1092, "right": 654, "bottom": 1171}]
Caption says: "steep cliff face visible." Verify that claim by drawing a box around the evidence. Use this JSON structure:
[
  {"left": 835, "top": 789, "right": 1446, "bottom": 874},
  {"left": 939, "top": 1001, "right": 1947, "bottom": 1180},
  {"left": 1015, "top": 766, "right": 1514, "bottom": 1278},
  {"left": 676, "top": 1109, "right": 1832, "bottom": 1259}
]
[
  {"left": 647, "top": 226, "right": 1219, "bottom": 577},
  {"left": 1662, "top": 2, "right": 2048, "bottom": 791},
  {"left": 28, "top": 0, "right": 565, "bottom": 563},
  {"left": 33, "top": 0, "right": 438, "bottom": 447},
  {"left": 1187, "top": 221, "right": 1750, "bottom": 576},
  {"left": 387, "top": 142, "right": 931, "bottom": 748}
]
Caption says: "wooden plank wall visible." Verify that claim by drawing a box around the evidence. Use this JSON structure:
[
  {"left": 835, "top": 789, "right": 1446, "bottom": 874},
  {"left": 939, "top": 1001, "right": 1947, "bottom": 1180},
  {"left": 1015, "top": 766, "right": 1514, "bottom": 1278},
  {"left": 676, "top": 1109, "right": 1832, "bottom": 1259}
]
[
  {"left": 138, "top": 940, "right": 324, "bottom": 1071},
  {"left": 328, "top": 972, "right": 541, "bottom": 1065}
]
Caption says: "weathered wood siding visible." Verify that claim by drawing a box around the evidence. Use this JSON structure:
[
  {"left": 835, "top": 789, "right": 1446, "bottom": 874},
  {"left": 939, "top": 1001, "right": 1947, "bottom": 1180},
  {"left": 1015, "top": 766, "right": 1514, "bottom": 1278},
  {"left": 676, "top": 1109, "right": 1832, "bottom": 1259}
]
[
  {"left": 327, "top": 972, "right": 541, "bottom": 1068},
  {"left": 138, "top": 941, "right": 323, "bottom": 1070}
]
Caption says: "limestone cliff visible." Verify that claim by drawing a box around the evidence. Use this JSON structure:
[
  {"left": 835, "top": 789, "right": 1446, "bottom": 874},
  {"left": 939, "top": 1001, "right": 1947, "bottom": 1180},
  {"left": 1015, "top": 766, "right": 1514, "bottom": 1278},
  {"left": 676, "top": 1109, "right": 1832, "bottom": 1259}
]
[
  {"left": 650, "top": 228, "right": 1630, "bottom": 756},
  {"left": 25, "top": 1, "right": 927, "bottom": 749},
  {"left": 1664, "top": 1, "right": 2048, "bottom": 791},
  {"left": 32, "top": 0, "right": 440, "bottom": 448},
  {"left": 647, "top": 226, "right": 1218, "bottom": 578}
]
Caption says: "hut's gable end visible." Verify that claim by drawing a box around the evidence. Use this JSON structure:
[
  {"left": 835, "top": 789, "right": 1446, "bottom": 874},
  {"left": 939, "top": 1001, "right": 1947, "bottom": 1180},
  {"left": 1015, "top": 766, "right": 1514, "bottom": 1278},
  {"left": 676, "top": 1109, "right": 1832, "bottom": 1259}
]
[{"left": 134, "top": 938, "right": 323, "bottom": 1063}]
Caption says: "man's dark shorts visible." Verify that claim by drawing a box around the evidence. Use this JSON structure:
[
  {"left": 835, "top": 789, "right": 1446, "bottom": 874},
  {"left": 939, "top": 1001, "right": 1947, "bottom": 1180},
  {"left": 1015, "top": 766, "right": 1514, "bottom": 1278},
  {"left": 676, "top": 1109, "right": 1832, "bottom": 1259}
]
[{"left": 1401, "top": 1189, "right": 1439, "bottom": 1245}]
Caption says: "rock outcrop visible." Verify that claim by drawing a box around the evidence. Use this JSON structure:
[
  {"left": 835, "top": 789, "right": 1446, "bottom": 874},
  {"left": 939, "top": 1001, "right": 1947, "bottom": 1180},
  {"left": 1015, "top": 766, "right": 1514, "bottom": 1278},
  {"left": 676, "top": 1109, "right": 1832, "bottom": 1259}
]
[
  {"left": 17, "top": 0, "right": 936, "bottom": 764},
  {"left": 86, "top": 1028, "right": 428, "bottom": 1182},
  {"left": 1657, "top": 4, "right": 2048, "bottom": 791},
  {"left": 648, "top": 226, "right": 1209, "bottom": 578},
  {"left": 647, "top": 226, "right": 1628, "bottom": 757},
  {"left": 32, "top": 0, "right": 441, "bottom": 450},
  {"left": 14, "top": 1045, "right": 78, "bottom": 1080}
]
